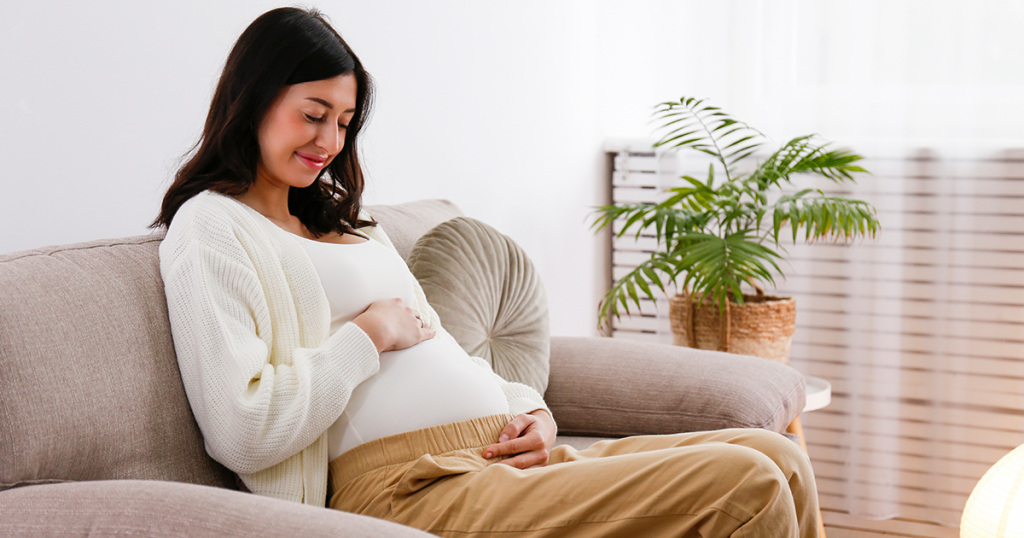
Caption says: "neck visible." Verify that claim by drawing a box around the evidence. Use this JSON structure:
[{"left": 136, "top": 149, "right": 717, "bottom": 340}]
[{"left": 238, "top": 174, "right": 292, "bottom": 222}]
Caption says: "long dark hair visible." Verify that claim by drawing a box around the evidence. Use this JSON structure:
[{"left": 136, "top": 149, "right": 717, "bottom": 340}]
[{"left": 152, "top": 7, "right": 375, "bottom": 235}]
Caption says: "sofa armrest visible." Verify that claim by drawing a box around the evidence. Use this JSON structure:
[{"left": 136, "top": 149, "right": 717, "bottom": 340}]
[
  {"left": 545, "top": 336, "right": 806, "bottom": 437},
  {"left": 0, "top": 480, "right": 432, "bottom": 538}
]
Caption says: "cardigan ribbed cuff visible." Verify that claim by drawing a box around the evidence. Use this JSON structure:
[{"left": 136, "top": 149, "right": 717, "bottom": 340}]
[{"left": 324, "top": 322, "right": 380, "bottom": 383}]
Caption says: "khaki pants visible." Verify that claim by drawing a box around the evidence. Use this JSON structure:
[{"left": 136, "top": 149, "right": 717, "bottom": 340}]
[{"left": 329, "top": 414, "right": 818, "bottom": 538}]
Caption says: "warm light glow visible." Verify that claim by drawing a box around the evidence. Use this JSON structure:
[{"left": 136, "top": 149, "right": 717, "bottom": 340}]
[{"left": 961, "top": 443, "right": 1024, "bottom": 538}]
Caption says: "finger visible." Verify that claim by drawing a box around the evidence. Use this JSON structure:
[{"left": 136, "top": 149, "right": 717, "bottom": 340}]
[
  {"left": 483, "top": 415, "right": 538, "bottom": 458},
  {"left": 483, "top": 438, "right": 520, "bottom": 459},
  {"left": 484, "top": 429, "right": 544, "bottom": 459},
  {"left": 499, "top": 414, "right": 534, "bottom": 444},
  {"left": 513, "top": 429, "right": 546, "bottom": 452},
  {"left": 497, "top": 449, "right": 548, "bottom": 469}
]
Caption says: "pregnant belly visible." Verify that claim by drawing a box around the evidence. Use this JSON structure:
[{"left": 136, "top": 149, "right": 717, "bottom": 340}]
[{"left": 327, "top": 337, "right": 510, "bottom": 460}]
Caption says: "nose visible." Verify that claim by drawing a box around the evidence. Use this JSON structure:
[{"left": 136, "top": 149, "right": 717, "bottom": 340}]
[{"left": 316, "top": 123, "right": 343, "bottom": 156}]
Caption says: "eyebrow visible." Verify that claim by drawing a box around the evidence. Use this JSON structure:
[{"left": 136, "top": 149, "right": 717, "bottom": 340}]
[{"left": 304, "top": 97, "right": 356, "bottom": 113}]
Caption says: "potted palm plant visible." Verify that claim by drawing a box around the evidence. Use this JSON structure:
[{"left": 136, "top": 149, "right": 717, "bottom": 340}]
[{"left": 592, "top": 97, "right": 880, "bottom": 362}]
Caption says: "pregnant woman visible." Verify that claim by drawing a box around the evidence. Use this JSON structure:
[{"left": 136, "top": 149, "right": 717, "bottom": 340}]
[{"left": 155, "top": 7, "right": 820, "bottom": 537}]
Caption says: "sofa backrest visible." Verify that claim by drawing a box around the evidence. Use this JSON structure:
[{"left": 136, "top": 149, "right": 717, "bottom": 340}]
[
  {"left": 365, "top": 199, "right": 464, "bottom": 261},
  {"left": 0, "top": 232, "right": 236, "bottom": 491},
  {"left": 0, "top": 198, "right": 462, "bottom": 492}
]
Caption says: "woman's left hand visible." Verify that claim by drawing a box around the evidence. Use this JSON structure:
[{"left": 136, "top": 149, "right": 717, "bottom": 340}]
[{"left": 483, "top": 410, "right": 557, "bottom": 469}]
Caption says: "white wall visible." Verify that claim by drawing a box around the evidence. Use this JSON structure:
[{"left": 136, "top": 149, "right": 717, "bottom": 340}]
[
  {"left": 0, "top": 1, "right": 613, "bottom": 336},
  {"left": 3, "top": 0, "right": 1022, "bottom": 336}
]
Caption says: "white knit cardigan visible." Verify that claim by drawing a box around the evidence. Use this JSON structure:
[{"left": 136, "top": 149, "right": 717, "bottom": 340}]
[{"left": 160, "top": 191, "right": 550, "bottom": 507}]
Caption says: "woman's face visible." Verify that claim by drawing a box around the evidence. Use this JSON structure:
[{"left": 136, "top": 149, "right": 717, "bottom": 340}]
[{"left": 255, "top": 73, "right": 358, "bottom": 190}]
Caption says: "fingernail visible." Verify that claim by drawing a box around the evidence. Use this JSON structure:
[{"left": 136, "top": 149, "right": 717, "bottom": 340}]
[
  {"left": 484, "top": 452, "right": 492, "bottom": 458},
  {"left": 499, "top": 434, "right": 509, "bottom": 442}
]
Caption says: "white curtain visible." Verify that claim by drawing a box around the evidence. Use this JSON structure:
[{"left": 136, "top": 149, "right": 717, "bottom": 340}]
[
  {"left": 723, "top": 0, "right": 1024, "bottom": 527},
  {"left": 780, "top": 150, "right": 1024, "bottom": 526}
]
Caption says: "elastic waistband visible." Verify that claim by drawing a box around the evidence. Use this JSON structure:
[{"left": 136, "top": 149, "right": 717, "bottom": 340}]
[{"left": 330, "top": 413, "right": 514, "bottom": 489}]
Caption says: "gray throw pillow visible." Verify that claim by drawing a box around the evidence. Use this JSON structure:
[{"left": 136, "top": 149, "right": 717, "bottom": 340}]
[{"left": 408, "top": 217, "right": 550, "bottom": 395}]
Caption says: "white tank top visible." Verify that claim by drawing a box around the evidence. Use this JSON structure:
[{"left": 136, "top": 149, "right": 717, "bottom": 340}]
[{"left": 291, "top": 233, "right": 510, "bottom": 461}]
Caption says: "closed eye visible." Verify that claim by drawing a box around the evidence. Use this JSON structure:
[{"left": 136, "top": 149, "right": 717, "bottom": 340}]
[{"left": 305, "top": 114, "right": 325, "bottom": 124}]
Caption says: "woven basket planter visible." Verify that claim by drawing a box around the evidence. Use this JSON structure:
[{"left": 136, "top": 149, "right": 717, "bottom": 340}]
[{"left": 668, "top": 293, "right": 796, "bottom": 364}]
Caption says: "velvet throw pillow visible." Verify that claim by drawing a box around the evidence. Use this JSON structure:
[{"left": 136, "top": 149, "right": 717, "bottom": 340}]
[{"left": 408, "top": 217, "right": 550, "bottom": 395}]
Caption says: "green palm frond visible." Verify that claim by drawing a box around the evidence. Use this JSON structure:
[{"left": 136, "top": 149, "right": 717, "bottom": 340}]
[
  {"left": 590, "top": 180, "right": 716, "bottom": 246},
  {"left": 597, "top": 253, "right": 675, "bottom": 326},
  {"left": 652, "top": 97, "right": 766, "bottom": 181},
  {"left": 773, "top": 191, "right": 880, "bottom": 243},
  {"left": 749, "top": 136, "right": 869, "bottom": 187},
  {"left": 671, "top": 231, "right": 783, "bottom": 313}
]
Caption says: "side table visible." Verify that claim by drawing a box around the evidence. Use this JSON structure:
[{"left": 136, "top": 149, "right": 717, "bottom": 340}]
[
  {"left": 787, "top": 374, "right": 832, "bottom": 538},
  {"left": 787, "top": 374, "right": 832, "bottom": 451}
]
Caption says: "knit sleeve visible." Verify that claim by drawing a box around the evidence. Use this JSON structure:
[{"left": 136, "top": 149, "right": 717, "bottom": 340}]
[
  {"left": 160, "top": 201, "right": 379, "bottom": 475},
  {"left": 360, "top": 218, "right": 554, "bottom": 426}
]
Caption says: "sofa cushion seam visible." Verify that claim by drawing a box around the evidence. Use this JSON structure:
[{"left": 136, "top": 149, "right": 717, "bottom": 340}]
[
  {"left": 0, "top": 478, "right": 73, "bottom": 492},
  {"left": 0, "top": 237, "right": 164, "bottom": 263}
]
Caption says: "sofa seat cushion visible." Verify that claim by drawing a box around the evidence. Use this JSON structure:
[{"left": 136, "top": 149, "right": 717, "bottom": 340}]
[
  {"left": 0, "top": 480, "right": 432, "bottom": 537},
  {"left": 408, "top": 217, "right": 550, "bottom": 395},
  {"left": 0, "top": 234, "right": 234, "bottom": 492}
]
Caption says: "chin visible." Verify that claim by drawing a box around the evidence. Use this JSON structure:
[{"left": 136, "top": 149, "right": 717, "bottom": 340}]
[{"left": 289, "top": 173, "right": 322, "bottom": 190}]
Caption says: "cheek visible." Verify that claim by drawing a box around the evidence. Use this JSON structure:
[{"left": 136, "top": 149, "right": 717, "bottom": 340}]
[
  {"left": 280, "top": 116, "right": 311, "bottom": 151},
  {"left": 261, "top": 114, "right": 311, "bottom": 158}
]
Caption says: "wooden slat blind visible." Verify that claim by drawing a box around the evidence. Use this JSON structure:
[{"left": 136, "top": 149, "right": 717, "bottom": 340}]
[{"left": 605, "top": 143, "right": 1024, "bottom": 538}]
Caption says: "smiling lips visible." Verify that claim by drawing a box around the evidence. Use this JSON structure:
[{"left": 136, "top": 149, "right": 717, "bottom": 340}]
[{"left": 296, "top": 151, "right": 328, "bottom": 170}]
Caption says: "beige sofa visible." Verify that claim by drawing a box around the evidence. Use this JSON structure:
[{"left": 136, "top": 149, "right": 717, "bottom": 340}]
[{"left": 0, "top": 199, "right": 806, "bottom": 537}]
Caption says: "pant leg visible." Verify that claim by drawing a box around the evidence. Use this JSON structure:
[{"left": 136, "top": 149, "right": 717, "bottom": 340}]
[
  {"left": 386, "top": 430, "right": 807, "bottom": 538},
  {"left": 550, "top": 429, "right": 819, "bottom": 538}
]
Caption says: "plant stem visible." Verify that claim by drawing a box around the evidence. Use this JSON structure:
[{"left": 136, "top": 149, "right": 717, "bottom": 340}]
[
  {"left": 685, "top": 290, "right": 696, "bottom": 348},
  {"left": 720, "top": 298, "right": 731, "bottom": 352},
  {"left": 747, "top": 276, "right": 765, "bottom": 296}
]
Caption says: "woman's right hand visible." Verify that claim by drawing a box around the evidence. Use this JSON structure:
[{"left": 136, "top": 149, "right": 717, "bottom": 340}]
[{"left": 352, "top": 298, "right": 435, "bottom": 353}]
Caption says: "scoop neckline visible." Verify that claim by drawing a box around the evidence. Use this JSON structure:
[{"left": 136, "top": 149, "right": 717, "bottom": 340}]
[
  {"left": 290, "top": 231, "right": 371, "bottom": 246},
  {"left": 226, "top": 193, "right": 370, "bottom": 246}
]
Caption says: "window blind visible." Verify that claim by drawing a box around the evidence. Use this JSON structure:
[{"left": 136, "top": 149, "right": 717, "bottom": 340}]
[{"left": 605, "top": 142, "right": 1024, "bottom": 538}]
